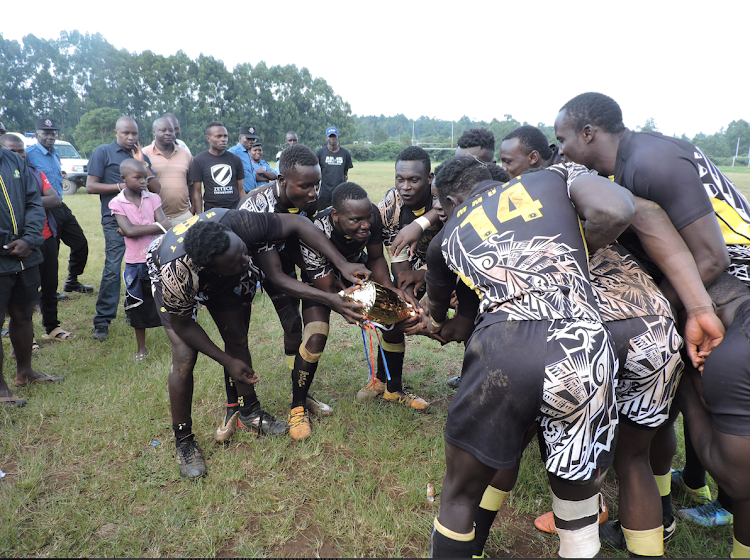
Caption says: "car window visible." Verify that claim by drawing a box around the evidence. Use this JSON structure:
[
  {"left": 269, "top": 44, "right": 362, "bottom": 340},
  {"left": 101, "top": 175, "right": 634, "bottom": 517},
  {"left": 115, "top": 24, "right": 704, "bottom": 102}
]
[{"left": 56, "top": 144, "right": 82, "bottom": 159}]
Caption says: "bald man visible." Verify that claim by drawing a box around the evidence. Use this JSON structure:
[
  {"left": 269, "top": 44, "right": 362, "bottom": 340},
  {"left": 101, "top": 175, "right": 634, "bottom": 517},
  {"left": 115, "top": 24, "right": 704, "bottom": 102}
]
[
  {"left": 86, "top": 117, "right": 161, "bottom": 341},
  {"left": 144, "top": 118, "right": 193, "bottom": 222}
]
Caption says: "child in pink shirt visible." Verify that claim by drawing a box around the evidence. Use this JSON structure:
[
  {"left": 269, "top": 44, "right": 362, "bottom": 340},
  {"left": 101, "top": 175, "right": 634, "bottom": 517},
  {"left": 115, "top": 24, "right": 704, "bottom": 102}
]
[{"left": 109, "top": 160, "right": 172, "bottom": 361}]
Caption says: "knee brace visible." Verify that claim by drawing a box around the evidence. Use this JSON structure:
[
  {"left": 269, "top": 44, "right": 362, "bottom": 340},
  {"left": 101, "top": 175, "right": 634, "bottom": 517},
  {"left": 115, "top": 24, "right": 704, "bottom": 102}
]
[
  {"left": 552, "top": 492, "right": 600, "bottom": 558},
  {"left": 299, "top": 321, "right": 329, "bottom": 364}
]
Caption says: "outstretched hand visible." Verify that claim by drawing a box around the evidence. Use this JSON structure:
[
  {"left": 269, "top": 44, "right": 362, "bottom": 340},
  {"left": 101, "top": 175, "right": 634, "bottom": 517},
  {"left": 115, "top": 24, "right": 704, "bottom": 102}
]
[
  {"left": 683, "top": 310, "right": 725, "bottom": 372},
  {"left": 225, "top": 357, "right": 259, "bottom": 385},
  {"left": 329, "top": 291, "right": 366, "bottom": 324},
  {"left": 389, "top": 221, "right": 422, "bottom": 258},
  {"left": 338, "top": 262, "right": 370, "bottom": 286}
]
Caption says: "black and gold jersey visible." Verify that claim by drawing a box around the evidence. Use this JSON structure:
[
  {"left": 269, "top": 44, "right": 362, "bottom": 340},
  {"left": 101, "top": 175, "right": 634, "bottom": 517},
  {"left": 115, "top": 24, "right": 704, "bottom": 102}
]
[
  {"left": 300, "top": 203, "right": 384, "bottom": 281},
  {"left": 147, "top": 209, "right": 283, "bottom": 316},
  {"left": 426, "top": 165, "right": 601, "bottom": 327},
  {"left": 378, "top": 187, "right": 442, "bottom": 270}
]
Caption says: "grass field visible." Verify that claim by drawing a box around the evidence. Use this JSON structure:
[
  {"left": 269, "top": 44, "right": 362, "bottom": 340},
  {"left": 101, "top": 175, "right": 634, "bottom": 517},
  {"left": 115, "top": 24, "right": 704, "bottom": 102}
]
[{"left": 1, "top": 161, "right": 744, "bottom": 557}]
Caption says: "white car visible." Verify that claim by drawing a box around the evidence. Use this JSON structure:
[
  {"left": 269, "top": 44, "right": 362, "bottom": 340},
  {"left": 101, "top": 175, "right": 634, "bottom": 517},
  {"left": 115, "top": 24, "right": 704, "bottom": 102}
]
[{"left": 9, "top": 132, "right": 89, "bottom": 195}]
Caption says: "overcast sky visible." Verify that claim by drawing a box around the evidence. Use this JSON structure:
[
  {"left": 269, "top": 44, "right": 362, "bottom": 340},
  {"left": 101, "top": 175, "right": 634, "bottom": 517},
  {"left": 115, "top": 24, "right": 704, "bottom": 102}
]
[{"left": 5, "top": 0, "right": 748, "bottom": 139}]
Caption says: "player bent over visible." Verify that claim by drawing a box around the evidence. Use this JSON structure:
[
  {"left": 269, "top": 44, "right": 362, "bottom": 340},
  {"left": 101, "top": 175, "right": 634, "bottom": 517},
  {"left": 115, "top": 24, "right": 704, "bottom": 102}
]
[
  {"left": 424, "top": 156, "right": 635, "bottom": 557},
  {"left": 147, "top": 209, "right": 366, "bottom": 477}
]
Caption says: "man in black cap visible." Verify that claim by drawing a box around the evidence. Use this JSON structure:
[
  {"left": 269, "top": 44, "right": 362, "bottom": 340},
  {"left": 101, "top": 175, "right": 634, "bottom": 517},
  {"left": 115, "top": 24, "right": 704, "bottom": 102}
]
[
  {"left": 315, "top": 126, "right": 353, "bottom": 209},
  {"left": 26, "top": 118, "right": 93, "bottom": 296},
  {"left": 228, "top": 125, "right": 260, "bottom": 193}
]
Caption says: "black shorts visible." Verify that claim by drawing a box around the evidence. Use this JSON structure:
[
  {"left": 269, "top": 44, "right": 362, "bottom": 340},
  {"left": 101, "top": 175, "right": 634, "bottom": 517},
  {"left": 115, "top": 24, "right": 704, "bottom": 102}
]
[
  {"left": 606, "top": 315, "right": 684, "bottom": 428},
  {"left": 153, "top": 273, "right": 256, "bottom": 331},
  {"left": 445, "top": 318, "right": 618, "bottom": 482},
  {"left": 701, "top": 299, "right": 750, "bottom": 436},
  {"left": 125, "top": 279, "right": 162, "bottom": 329},
  {"left": 0, "top": 265, "right": 41, "bottom": 311}
]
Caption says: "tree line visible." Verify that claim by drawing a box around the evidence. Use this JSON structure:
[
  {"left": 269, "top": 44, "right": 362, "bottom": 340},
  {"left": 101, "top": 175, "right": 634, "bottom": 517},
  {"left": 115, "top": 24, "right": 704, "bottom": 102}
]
[{"left": 1, "top": 31, "right": 747, "bottom": 164}]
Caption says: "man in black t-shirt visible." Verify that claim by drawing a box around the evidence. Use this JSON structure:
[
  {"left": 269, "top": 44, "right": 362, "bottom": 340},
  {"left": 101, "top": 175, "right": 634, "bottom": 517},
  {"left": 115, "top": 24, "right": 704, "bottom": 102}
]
[
  {"left": 147, "top": 209, "right": 368, "bottom": 476},
  {"left": 423, "top": 156, "right": 636, "bottom": 558},
  {"left": 315, "top": 126, "right": 353, "bottom": 209},
  {"left": 189, "top": 122, "right": 244, "bottom": 213}
]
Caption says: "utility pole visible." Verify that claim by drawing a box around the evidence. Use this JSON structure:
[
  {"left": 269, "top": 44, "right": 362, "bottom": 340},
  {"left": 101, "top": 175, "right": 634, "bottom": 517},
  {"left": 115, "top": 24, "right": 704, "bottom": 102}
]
[{"left": 733, "top": 137, "right": 741, "bottom": 167}]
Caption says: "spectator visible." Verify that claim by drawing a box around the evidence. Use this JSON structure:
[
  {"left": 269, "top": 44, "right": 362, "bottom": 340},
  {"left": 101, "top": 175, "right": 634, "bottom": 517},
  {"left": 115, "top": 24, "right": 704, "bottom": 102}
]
[
  {"left": 143, "top": 117, "right": 193, "bottom": 223},
  {"left": 163, "top": 113, "right": 190, "bottom": 153},
  {"left": 228, "top": 125, "right": 260, "bottom": 193},
  {"left": 315, "top": 126, "right": 352, "bottom": 209},
  {"left": 86, "top": 116, "right": 160, "bottom": 341},
  {"left": 249, "top": 142, "right": 276, "bottom": 188},
  {"left": 26, "top": 118, "right": 93, "bottom": 296},
  {"left": 0, "top": 134, "right": 75, "bottom": 344},
  {"left": 189, "top": 122, "right": 244, "bottom": 213},
  {"left": 0, "top": 136, "right": 63, "bottom": 408},
  {"left": 275, "top": 131, "right": 298, "bottom": 170}
]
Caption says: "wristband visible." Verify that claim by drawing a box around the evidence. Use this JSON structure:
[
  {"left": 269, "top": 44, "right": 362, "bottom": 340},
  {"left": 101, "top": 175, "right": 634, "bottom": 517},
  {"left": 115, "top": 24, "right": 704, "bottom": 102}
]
[
  {"left": 153, "top": 222, "right": 168, "bottom": 234},
  {"left": 430, "top": 317, "right": 446, "bottom": 329},
  {"left": 415, "top": 216, "right": 431, "bottom": 231}
]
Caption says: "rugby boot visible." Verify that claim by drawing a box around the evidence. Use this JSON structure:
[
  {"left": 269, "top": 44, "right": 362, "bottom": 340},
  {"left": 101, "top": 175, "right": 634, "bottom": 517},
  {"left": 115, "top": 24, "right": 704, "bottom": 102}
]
[
  {"left": 382, "top": 388, "right": 429, "bottom": 410},
  {"left": 678, "top": 500, "right": 733, "bottom": 527},
  {"left": 306, "top": 394, "right": 333, "bottom": 417},
  {"left": 175, "top": 439, "right": 207, "bottom": 479},
  {"left": 214, "top": 406, "right": 239, "bottom": 443},
  {"left": 238, "top": 402, "right": 288, "bottom": 436},
  {"left": 288, "top": 406, "right": 312, "bottom": 440},
  {"left": 356, "top": 377, "right": 386, "bottom": 400},
  {"left": 671, "top": 468, "right": 712, "bottom": 504},
  {"left": 446, "top": 375, "right": 462, "bottom": 389}
]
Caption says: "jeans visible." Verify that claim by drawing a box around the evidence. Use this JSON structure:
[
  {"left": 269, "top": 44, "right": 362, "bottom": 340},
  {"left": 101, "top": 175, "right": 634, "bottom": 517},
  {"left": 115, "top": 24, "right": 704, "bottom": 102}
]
[{"left": 93, "top": 220, "right": 125, "bottom": 328}]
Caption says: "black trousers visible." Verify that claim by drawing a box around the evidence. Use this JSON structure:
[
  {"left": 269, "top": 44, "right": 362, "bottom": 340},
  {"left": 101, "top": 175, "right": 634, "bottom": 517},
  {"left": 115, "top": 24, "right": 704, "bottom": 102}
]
[
  {"left": 50, "top": 202, "right": 88, "bottom": 279},
  {"left": 39, "top": 235, "right": 60, "bottom": 333}
]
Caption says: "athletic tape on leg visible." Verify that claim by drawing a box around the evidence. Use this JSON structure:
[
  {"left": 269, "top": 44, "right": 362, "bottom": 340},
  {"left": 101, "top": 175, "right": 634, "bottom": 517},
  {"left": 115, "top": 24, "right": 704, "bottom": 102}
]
[
  {"left": 557, "top": 522, "right": 599, "bottom": 558},
  {"left": 380, "top": 339, "right": 405, "bottom": 353},
  {"left": 433, "top": 517, "right": 475, "bottom": 542},
  {"left": 733, "top": 537, "right": 750, "bottom": 558},
  {"left": 299, "top": 321, "right": 329, "bottom": 363},
  {"left": 479, "top": 486, "right": 509, "bottom": 512},
  {"left": 654, "top": 473, "right": 671, "bottom": 497},
  {"left": 551, "top": 493, "right": 599, "bottom": 522}
]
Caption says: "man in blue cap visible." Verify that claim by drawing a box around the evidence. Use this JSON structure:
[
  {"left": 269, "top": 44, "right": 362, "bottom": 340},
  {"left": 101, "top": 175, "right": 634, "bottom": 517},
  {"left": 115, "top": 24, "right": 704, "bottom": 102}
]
[
  {"left": 26, "top": 118, "right": 93, "bottom": 296},
  {"left": 315, "top": 126, "right": 353, "bottom": 209}
]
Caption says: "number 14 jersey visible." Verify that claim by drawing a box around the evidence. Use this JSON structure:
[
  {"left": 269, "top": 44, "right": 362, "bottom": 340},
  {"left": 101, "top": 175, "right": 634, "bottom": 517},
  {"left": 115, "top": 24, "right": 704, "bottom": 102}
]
[{"left": 429, "top": 163, "right": 602, "bottom": 328}]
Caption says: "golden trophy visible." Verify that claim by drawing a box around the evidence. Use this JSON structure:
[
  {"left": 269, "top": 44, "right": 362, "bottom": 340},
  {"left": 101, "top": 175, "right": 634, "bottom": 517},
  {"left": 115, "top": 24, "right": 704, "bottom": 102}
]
[{"left": 338, "top": 281, "right": 414, "bottom": 325}]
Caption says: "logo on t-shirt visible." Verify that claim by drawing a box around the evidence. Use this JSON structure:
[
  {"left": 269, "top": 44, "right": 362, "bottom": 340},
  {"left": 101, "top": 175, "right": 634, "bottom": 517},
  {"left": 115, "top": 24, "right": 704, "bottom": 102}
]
[
  {"left": 325, "top": 156, "right": 344, "bottom": 166},
  {"left": 211, "top": 164, "right": 233, "bottom": 187}
]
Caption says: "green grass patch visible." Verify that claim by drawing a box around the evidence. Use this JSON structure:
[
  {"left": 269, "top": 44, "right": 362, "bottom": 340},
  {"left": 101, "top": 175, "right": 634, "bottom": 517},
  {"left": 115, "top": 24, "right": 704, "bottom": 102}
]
[{"left": 0, "top": 188, "right": 734, "bottom": 557}]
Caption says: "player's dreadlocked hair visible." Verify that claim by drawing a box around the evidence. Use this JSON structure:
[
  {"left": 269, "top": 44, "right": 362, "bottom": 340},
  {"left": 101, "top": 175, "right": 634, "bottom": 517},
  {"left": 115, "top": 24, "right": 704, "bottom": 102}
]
[
  {"left": 184, "top": 221, "right": 232, "bottom": 268},
  {"left": 205, "top": 121, "right": 225, "bottom": 135},
  {"left": 332, "top": 182, "right": 368, "bottom": 211},
  {"left": 560, "top": 92, "right": 625, "bottom": 135},
  {"left": 434, "top": 157, "right": 492, "bottom": 202},
  {"left": 487, "top": 163, "right": 510, "bottom": 183},
  {"left": 503, "top": 125, "right": 553, "bottom": 159},
  {"left": 395, "top": 145, "right": 431, "bottom": 174},
  {"left": 456, "top": 127, "right": 495, "bottom": 151},
  {"left": 278, "top": 143, "right": 319, "bottom": 175}
]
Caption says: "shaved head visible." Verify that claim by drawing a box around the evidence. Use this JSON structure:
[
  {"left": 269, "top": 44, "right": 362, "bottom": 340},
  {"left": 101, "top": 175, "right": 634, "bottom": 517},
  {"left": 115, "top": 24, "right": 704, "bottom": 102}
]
[
  {"left": 153, "top": 117, "right": 172, "bottom": 131},
  {"left": 116, "top": 116, "right": 138, "bottom": 131},
  {"left": 120, "top": 158, "right": 147, "bottom": 175}
]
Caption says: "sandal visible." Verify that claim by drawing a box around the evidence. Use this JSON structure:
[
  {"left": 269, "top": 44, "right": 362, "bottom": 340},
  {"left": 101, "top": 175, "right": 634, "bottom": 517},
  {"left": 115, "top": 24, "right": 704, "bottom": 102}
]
[
  {"left": 15, "top": 373, "right": 65, "bottom": 387},
  {"left": 134, "top": 351, "right": 148, "bottom": 363},
  {"left": 42, "top": 327, "right": 75, "bottom": 341},
  {"left": 0, "top": 395, "right": 27, "bottom": 407}
]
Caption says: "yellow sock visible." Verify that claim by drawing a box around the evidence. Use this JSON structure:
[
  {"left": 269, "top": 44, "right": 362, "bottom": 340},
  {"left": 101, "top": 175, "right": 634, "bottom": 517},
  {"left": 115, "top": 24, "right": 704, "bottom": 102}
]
[
  {"left": 285, "top": 354, "right": 295, "bottom": 370},
  {"left": 733, "top": 537, "right": 750, "bottom": 558},
  {"left": 622, "top": 526, "right": 663, "bottom": 556},
  {"left": 654, "top": 473, "right": 671, "bottom": 497},
  {"left": 479, "top": 486, "right": 509, "bottom": 511}
]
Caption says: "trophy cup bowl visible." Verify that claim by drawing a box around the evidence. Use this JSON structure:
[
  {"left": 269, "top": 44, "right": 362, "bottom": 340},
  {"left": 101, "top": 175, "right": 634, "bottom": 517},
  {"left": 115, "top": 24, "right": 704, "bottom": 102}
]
[{"left": 338, "top": 281, "right": 414, "bottom": 325}]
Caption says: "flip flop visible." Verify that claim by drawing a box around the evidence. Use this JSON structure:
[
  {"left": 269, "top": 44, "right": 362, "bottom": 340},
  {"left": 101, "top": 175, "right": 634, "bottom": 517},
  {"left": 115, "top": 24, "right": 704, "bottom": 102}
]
[
  {"left": 42, "top": 327, "right": 75, "bottom": 341},
  {"left": 14, "top": 373, "right": 65, "bottom": 387},
  {"left": 0, "top": 395, "right": 27, "bottom": 407}
]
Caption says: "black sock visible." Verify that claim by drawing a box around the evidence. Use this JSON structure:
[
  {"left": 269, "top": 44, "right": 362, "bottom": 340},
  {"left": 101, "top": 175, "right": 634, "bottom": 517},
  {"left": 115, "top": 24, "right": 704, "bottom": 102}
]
[
  {"left": 224, "top": 371, "right": 238, "bottom": 406},
  {"left": 173, "top": 422, "right": 193, "bottom": 442},
  {"left": 472, "top": 507, "right": 499, "bottom": 556},
  {"left": 377, "top": 346, "right": 404, "bottom": 393},
  {"left": 717, "top": 487, "right": 734, "bottom": 513},
  {"left": 681, "top": 424, "right": 707, "bottom": 489},
  {"left": 430, "top": 526, "right": 473, "bottom": 558},
  {"left": 292, "top": 352, "right": 318, "bottom": 408},
  {"left": 661, "top": 494, "right": 674, "bottom": 523},
  {"left": 237, "top": 392, "right": 259, "bottom": 417}
]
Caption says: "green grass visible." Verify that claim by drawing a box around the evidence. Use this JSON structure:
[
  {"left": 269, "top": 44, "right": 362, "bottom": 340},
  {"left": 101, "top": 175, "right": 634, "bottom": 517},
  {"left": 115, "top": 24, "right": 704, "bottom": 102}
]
[{"left": 0, "top": 171, "right": 736, "bottom": 557}]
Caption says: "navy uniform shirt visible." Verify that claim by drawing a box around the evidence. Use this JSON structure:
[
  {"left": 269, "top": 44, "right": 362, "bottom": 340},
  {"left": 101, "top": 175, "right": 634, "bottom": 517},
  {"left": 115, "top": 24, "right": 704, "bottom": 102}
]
[{"left": 26, "top": 142, "right": 63, "bottom": 198}]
